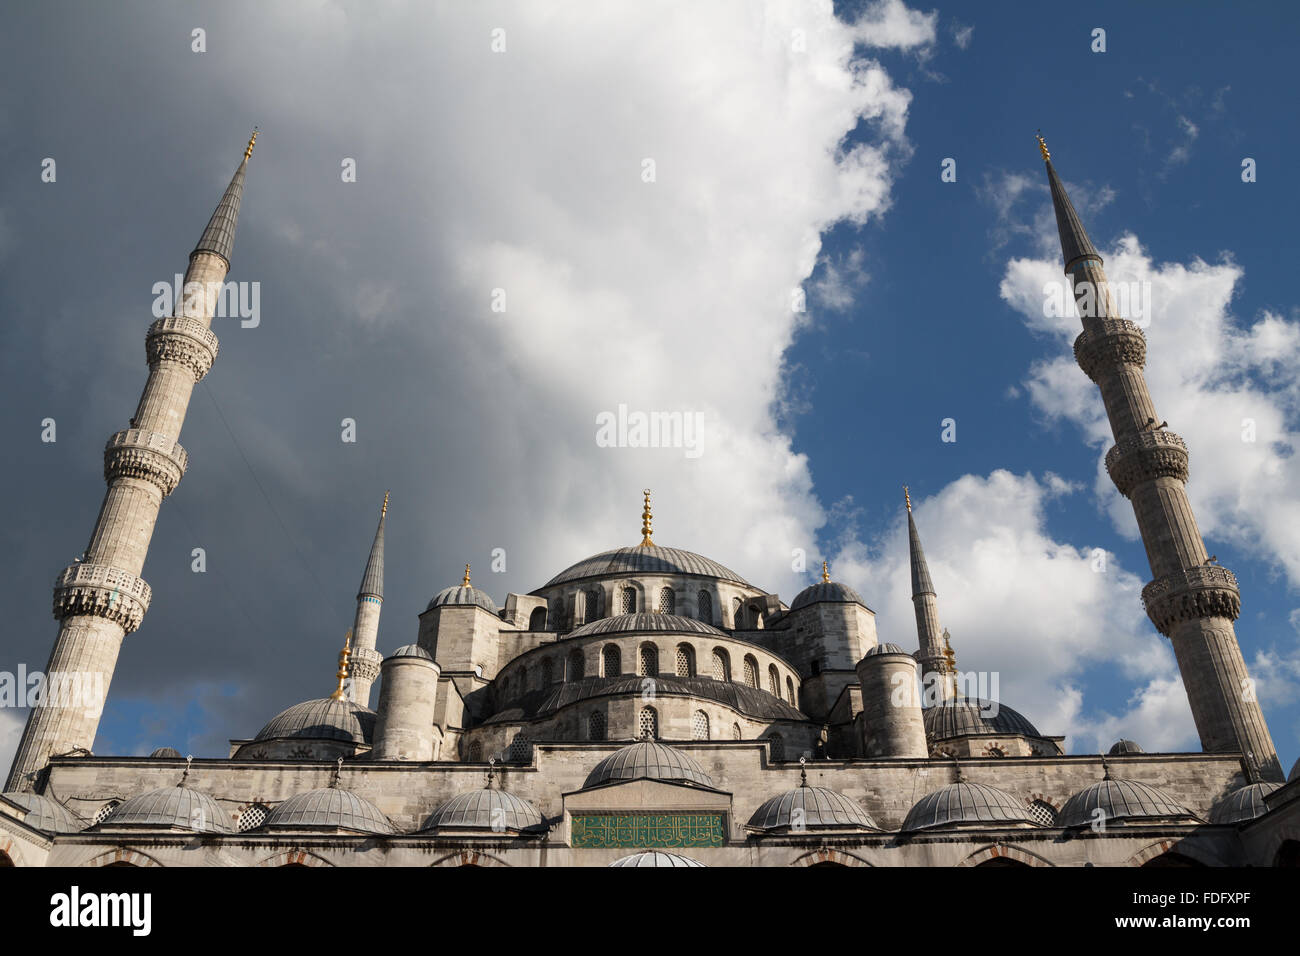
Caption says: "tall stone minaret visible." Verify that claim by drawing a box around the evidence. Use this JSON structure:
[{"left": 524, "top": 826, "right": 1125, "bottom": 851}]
[
  {"left": 5, "top": 133, "right": 258, "bottom": 792},
  {"left": 905, "top": 486, "right": 956, "bottom": 703},
  {"left": 347, "top": 492, "right": 388, "bottom": 706},
  {"left": 1038, "top": 136, "right": 1282, "bottom": 781}
]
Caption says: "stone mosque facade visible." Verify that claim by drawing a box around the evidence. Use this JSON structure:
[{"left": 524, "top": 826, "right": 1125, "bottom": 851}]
[{"left": 2, "top": 134, "right": 1299, "bottom": 868}]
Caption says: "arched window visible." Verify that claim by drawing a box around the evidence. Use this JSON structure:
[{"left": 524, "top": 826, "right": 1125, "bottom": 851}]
[
  {"left": 732, "top": 723, "right": 742, "bottom": 740},
  {"left": 711, "top": 648, "right": 730, "bottom": 682},
  {"left": 621, "top": 587, "right": 636, "bottom": 614},
  {"left": 639, "top": 643, "right": 659, "bottom": 676},
  {"left": 1028, "top": 800, "right": 1058, "bottom": 826},
  {"left": 767, "top": 733, "right": 785, "bottom": 761},
  {"left": 638, "top": 706, "right": 658, "bottom": 740},
  {"left": 92, "top": 801, "right": 120, "bottom": 825},
  {"left": 768, "top": 664, "right": 780, "bottom": 696},
  {"left": 697, "top": 590, "right": 713, "bottom": 625},
  {"left": 540, "top": 658, "right": 554, "bottom": 686},
  {"left": 743, "top": 656, "right": 759, "bottom": 688},
  {"left": 568, "top": 649, "right": 585, "bottom": 681},
  {"left": 529, "top": 607, "right": 547, "bottom": 631},
  {"left": 602, "top": 644, "right": 621, "bottom": 677},
  {"left": 237, "top": 803, "right": 269, "bottom": 832},
  {"left": 676, "top": 644, "right": 695, "bottom": 677},
  {"left": 588, "top": 711, "right": 607, "bottom": 741},
  {"left": 657, "top": 587, "right": 675, "bottom": 614},
  {"left": 786, "top": 676, "right": 796, "bottom": 707},
  {"left": 692, "top": 710, "right": 710, "bottom": 740},
  {"left": 732, "top": 597, "right": 743, "bottom": 628},
  {"left": 586, "top": 588, "right": 602, "bottom": 621},
  {"left": 467, "top": 740, "right": 482, "bottom": 762}
]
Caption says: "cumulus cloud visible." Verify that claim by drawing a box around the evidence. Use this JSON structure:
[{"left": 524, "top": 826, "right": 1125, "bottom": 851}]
[{"left": 851, "top": 0, "right": 938, "bottom": 50}]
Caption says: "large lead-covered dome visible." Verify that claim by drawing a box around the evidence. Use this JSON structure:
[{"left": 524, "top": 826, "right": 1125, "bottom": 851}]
[
  {"left": 254, "top": 697, "right": 376, "bottom": 745},
  {"left": 748, "top": 786, "right": 878, "bottom": 832},
  {"left": 790, "top": 581, "right": 867, "bottom": 610},
  {"left": 584, "top": 741, "right": 715, "bottom": 790},
  {"left": 99, "top": 786, "right": 233, "bottom": 833},
  {"left": 1058, "top": 778, "right": 1193, "bottom": 828},
  {"left": 421, "top": 787, "right": 545, "bottom": 833},
  {"left": 427, "top": 584, "right": 499, "bottom": 613},
  {"left": 542, "top": 546, "right": 751, "bottom": 589},
  {"left": 923, "top": 699, "right": 1042, "bottom": 740},
  {"left": 902, "top": 781, "right": 1035, "bottom": 831},
  {"left": 265, "top": 788, "right": 394, "bottom": 833}
]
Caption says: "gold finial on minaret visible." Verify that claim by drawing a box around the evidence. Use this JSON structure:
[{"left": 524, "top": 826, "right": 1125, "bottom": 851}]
[
  {"left": 381, "top": 490, "right": 389, "bottom": 517},
  {"left": 1035, "top": 131, "right": 1050, "bottom": 162},
  {"left": 330, "top": 630, "right": 353, "bottom": 700},
  {"left": 904, "top": 485, "right": 912, "bottom": 513},
  {"left": 941, "top": 627, "right": 957, "bottom": 673},
  {"left": 821, "top": 560, "right": 831, "bottom": 584},
  {"left": 244, "top": 127, "right": 259, "bottom": 161},
  {"left": 462, "top": 563, "right": 472, "bottom": 587},
  {"left": 639, "top": 489, "right": 654, "bottom": 547}
]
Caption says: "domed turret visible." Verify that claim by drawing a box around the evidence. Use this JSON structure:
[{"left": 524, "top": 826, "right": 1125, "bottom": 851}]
[
  {"left": 373, "top": 644, "right": 441, "bottom": 761},
  {"left": 1108, "top": 739, "right": 1144, "bottom": 755},
  {"left": 253, "top": 697, "right": 376, "bottom": 746}
]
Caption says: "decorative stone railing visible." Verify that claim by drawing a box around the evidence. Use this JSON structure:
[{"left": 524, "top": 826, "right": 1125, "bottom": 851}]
[
  {"left": 1104, "top": 430, "right": 1189, "bottom": 497},
  {"left": 1142, "top": 564, "right": 1240, "bottom": 637},
  {"left": 53, "top": 563, "right": 152, "bottom": 632},
  {"left": 145, "top": 315, "right": 220, "bottom": 382},
  {"left": 1073, "top": 318, "right": 1147, "bottom": 383},
  {"left": 104, "top": 429, "right": 188, "bottom": 496}
]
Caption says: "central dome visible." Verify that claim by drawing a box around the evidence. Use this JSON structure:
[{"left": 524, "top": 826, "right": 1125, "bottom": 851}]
[{"left": 541, "top": 546, "right": 751, "bottom": 589}]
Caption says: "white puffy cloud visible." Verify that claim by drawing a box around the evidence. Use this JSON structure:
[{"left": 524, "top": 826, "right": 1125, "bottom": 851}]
[{"left": 851, "top": 0, "right": 938, "bottom": 50}]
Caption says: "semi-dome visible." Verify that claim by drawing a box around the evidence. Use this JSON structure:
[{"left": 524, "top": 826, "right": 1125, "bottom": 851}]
[
  {"left": 902, "top": 781, "right": 1035, "bottom": 831},
  {"left": 1108, "top": 739, "right": 1144, "bottom": 755},
  {"left": 426, "top": 584, "right": 499, "bottom": 614},
  {"left": 923, "top": 698, "right": 1042, "bottom": 740},
  {"left": 387, "top": 644, "right": 434, "bottom": 661},
  {"left": 3, "top": 792, "right": 83, "bottom": 833},
  {"left": 149, "top": 746, "right": 182, "bottom": 758},
  {"left": 1058, "top": 778, "right": 1193, "bottom": 828},
  {"left": 1208, "top": 782, "right": 1282, "bottom": 825},
  {"left": 421, "top": 787, "right": 545, "bottom": 833},
  {"left": 542, "top": 545, "right": 751, "bottom": 589},
  {"left": 265, "top": 788, "right": 394, "bottom": 833},
  {"left": 568, "top": 612, "right": 726, "bottom": 639},
  {"left": 609, "top": 851, "right": 706, "bottom": 867},
  {"left": 748, "top": 786, "right": 878, "bottom": 832},
  {"left": 254, "top": 697, "right": 376, "bottom": 745},
  {"left": 584, "top": 741, "right": 714, "bottom": 790},
  {"left": 790, "top": 581, "right": 867, "bottom": 611},
  {"left": 864, "top": 642, "right": 907, "bottom": 657},
  {"left": 99, "top": 786, "right": 232, "bottom": 833}
]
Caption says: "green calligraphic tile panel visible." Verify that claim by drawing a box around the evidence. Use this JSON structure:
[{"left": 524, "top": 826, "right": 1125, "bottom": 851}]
[{"left": 571, "top": 813, "right": 726, "bottom": 848}]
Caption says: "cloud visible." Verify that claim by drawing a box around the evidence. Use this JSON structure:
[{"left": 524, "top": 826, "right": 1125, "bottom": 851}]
[
  {"left": 851, "top": 0, "right": 938, "bottom": 50},
  {"left": 951, "top": 23, "right": 973, "bottom": 49}
]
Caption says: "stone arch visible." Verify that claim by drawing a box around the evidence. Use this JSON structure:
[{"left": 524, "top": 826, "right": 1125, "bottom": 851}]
[
  {"left": 711, "top": 647, "right": 730, "bottom": 682},
  {"left": 638, "top": 642, "right": 659, "bottom": 676},
  {"left": 657, "top": 586, "right": 675, "bottom": 614},
  {"left": 960, "top": 844, "right": 1052, "bottom": 867},
  {"left": 697, "top": 590, "right": 713, "bottom": 625},
  {"left": 256, "top": 849, "right": 333, "bottom": 868},
  {"left": 85, "top": 847, "right": 164, "bottom": 868},
  {"left": 430, "top": 849, "right": 510, "bottom": 867},
  {"left": 731, "top": 597, "right": 743, "bottom": 628},
  {"left": 620, "top": 584, "right": 639, "bottom": 615},
  {"left": 675, "top": 643, "right": 696, "bottom": 677},
  {"left": 790, "top": 848, "right": 871, "bottom": 867},
  {"left": 602, "top": 643, "right": 622, "bottom": 677},
  {"left": 1127, "top": 840, "right": 1210, "bottom": 868},
  {"left": 528, "top": 607, "right": 547, "bottom": 631}
]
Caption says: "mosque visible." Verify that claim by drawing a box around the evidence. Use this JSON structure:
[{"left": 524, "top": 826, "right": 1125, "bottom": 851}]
[{"left": 2, "top": 133, "right": 1297, "bottom": 868}]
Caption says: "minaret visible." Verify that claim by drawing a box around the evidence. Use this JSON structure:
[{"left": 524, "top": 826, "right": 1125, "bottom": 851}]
[
  {"left": 347, "top": 493, "right": 388, "bottom": 706},
  {"left": 5, "top": 132, "right": 258, "bottom": 792},
  {"left": 1038, "top": 135, "right": 1282, "bottom": 781},
  {"left": 905, "top": 486, "right": 956, "bottom": 703}
]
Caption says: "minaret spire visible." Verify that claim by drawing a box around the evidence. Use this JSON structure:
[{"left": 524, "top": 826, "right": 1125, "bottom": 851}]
[
  {"left": 346, "top": 492, "right": 388, "bottom": 707},
  {"left": 6, "top": 134, "right": 257, "bottom": 792},
  {"left": 639, "top": 489, "right": 654, "bottom": 547},
  {"left": 1040, "top": 138, "right": 1281, "bottom": 781},
  {"left": 905, "top": 486, "right": 955, "bottom": 703}
]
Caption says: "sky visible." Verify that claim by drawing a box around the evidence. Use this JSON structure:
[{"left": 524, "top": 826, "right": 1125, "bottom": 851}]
[{"left": 0, "top": 0, "right": 1297, "bottom": 777}]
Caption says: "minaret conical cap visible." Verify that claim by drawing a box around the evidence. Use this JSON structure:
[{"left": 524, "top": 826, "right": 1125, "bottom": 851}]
[
  {"left": 357, "top": 492, "right": 386, "bottom": 601},
  {"left": 905, "top": 487, "right": 935, "bottom": 597},
  {"left": 192, "top": 129, "right": 257, "bottom": 266},
  {"left": 1037, "top": 134, "right": 1100, "bottom": 272}
]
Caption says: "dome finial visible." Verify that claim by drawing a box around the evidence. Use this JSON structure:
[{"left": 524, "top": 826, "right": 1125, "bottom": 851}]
[
  {"left": 639, "top": 489, "right": 654, "bottom": 546},
  {"left": 462, "top": 563, "right": 472, "bottom": 587},
  {"left": 821, "top": 560, "right": 831, "bottom": 584},
  {"left": 331, "top": 755, "right": 344, "bottom": 789},
  {"left": 799, "top": 754, "right": 808, "bottom": 788},
  {"left": 1036, "top": 130, "right": 1050, "bottom": 162},
  {"left": 330, "top": 630, "right": 353, "bottom": 700},
  {"left": 244, "top": 127, "right": 259, "bottom": 162},
  {"left": 381, "top": 490, "right": 389, "bottom": 517},
  {"left": 1100, "top": 753, "right": 1111, "bottom": 780},
  {"left": 904, "top": 484, "right": 912, "bottom": 513},
  {"left": 178, "top": 754, "right": 193, "bottom": 788},
  {"left": 486, "top": 756, "right": 497, "bottom": 789}
]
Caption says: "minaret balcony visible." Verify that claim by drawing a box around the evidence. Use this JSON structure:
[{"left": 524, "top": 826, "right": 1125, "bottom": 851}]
[
  {"left": 52, "top": 563, "right": 152, "bottom": 632},
  {"left": 104, "top": 429, "right": 189, "bottom": 496},
  {"left": 145, "top": 316, "right": 220, "bottom": 382},
  {"left": 1104, "top": 430, "right": 1189, "bottom": 497},
  {"left": 1073, "top": 318, "right": 1147, "bottom": 383},
  {"left": 1141, "top": 565, "right": 1240, "bottom": 637}
]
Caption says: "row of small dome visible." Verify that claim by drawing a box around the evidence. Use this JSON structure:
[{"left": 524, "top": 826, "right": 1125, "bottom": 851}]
[{"left": 5, "top": 742, "right": 1282, "bottom": 837}]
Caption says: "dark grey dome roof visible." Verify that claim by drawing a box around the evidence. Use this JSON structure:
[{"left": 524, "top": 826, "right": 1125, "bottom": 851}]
[
  {"left": 1108, "top": 739, "right": 1144, "bottom": 755},
  {"left": 100, "top": 786, "right": 232, "bottom": 833},
  {"left": 585, "top": 741, "right": 714, "bottom": 790},
  {"left": 1059, "top": 778, "right": 1194, "bottom": 828},
  {"left": 486, "top": 674, "right": 805, "bottom": 725},
  {"left": 748, "top": 786, "right": 877, "bottom": 832},
  {"left": 265, "top": 788, "right": 393, "bottom": 833},
  {"left": 149, "top": 746, "right": 182, "bottom": 758},
  {"left": 387, "top": 644, "right": 434, "bottom": 661},
  {"left": 569, "top": 612, "right": 726, "bottom": 639},
  {"left": 790, "top": 581, "right": 866, "bottom": 611},
  {"left": 3, "top": 792, "right": 83, "bottom": 833},
  {"left": 427, "top": 584, "right": 499, "bottom": 613},
  {"left": 542, "top": 545, "right": 751, "bottom": 589},
  {"left": 902, "top": 782, "right": 1035, "bottom": 831},
  {"left": 923, "top": 698, "right": 1042, "bottom": 740},
  {"left": 254, "top": 697, "right": 376, "bottom": 745},
  {"left": 421, "top": 788, "right": 545, "bottom": 833},
  {"left": 609, "top": 851, "right": 706, "bottom": 867},
  {"left": 864, "top": 642, "right": 907, "bottom": 656},
  {"left": 1209, "top": 782, "right": 1281, "bottom": 825}
]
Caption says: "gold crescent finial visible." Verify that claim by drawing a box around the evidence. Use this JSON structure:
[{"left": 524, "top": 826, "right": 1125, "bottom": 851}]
[
  {"left": 462, "top": 563, "right": 472, "bottom": 587},
  {"left": 330, "top": 629, "right": 353, "bottom": 700},
  {"left": 1035, "top": 131, "right": 1050, "bottom": 162},
  {"left": 904, "top": 485, "right": 912, "bottom": 513},
  {"left": 244, "top": 127, "right": 259, "bottom": 162},
  {"left": 381, "top": 490, "right": 389, "bottom": 517},
  {"left": 821, "top": 560, "right": 830, "bottom": 584},
  {"left": 639, "top": 489, "right": 654, "bottom": 547}
]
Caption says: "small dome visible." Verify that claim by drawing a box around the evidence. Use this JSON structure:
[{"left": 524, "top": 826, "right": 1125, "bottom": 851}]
[
  {"left": 585, "top": 741, "right": 714, "bottom": 790},
  {"left": 426, "top": 585, "right": 499, "bottom": 613},
  {"left": 609, "top": 851, "right": 706, "bottom": 867},
  {"left": 790, "top": 580, "right": 867, "bottom": 611},
  {"left": 923, "top": 698, "right": 1042, "bottom": 740},
  {"left": 265, "top": 788, "right": 393, "bottom": 833},
  {"left": 149, "top": 746, "right": 182, "bottom": 758},
  {"left": 748, "top": 786, "right": 878, "bottom": 832},
  {"left": 1058, "top": 778, "right": 1193, "bottom": 828},
  {"left": 254, "top": 697, "right": 376, "bottom": 745},
  {"left": 387, "top": 644, "right": 434, "bottom": 661},
  {"left": 99, "top": 786, "right": 232, "bottom": 833},
  {"left": 569, "top": 612, "right": 726, "bottom": 639},
  {"left": 1209, "top": 782, "right": 1282, "bottom": 825},
  {"left": 864, "top": 642, "right": 907, "bottom": 657},
  {"left": 3, "top": 792, "right": 83, "bottom": 833},
  {"left": 421, "top": 788, "right": 545, "bottom": 833},
  {"left": 1107, "top": 739, "right": 1144, "bottom": 755},
  {"left": 543, "top": 545, "right": 751, "bottom": 589},
  {"left": 902, "top": 781, "right": 1035, "bottom": 831}
]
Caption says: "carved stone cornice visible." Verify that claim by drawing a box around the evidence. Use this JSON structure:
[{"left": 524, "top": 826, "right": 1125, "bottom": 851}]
[
  {"left": 104, "top": 429, "right": 188, "bottom": 497},
  {"left": 1142, "top": 565, "right": 1240, "bottom": 637},
  {"left": 1104, "top": 430, "right": 1189, "bottom": 497},
  {"left": 1073, "top": 319, "right": 1147, "bottom": 383},
  {"left": 349, "top": 647, "right": 383, "bottom": 685},
  {"left": 145, "top": 316, "right": 219, "bottom": 382},
  {"left": 52, "top": 563, "right": 152, "bottom": 632}
]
